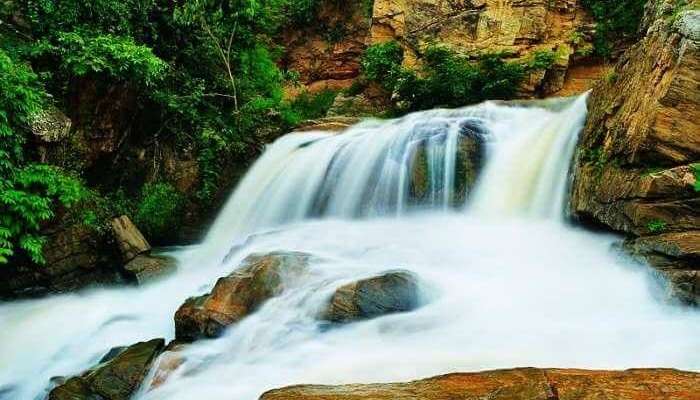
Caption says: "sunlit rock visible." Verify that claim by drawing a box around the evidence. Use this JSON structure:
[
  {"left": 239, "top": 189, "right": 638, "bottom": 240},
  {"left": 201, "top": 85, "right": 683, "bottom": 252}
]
[
  {"left": 174, "top": 251, "right": 311, "bottom": 342},
  {"left": 261, "top": 367, "right": 700, "bottom": 400}
]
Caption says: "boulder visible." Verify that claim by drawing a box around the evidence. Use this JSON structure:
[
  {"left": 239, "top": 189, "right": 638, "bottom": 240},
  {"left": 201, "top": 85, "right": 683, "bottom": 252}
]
[
  {"left": 123, "top": 254, "right": 177, "bottom": 285},
  {"left": 260, "top": 368, "right": 700, "bottom": 400},
  {"left": 174, "top": 251, "right": 310, "bottom": 341},
  {"left": 29, "top": 105, "right": 72, "bottom": 144},
  {"left": 48, "top": 339, "right": 165, "bottom": 400},
  {"left": 321, "top": 271, "right": 421, "bottom": 323},
  {"left": 110, "top": 216, "right": 151, "bottom": 262}
]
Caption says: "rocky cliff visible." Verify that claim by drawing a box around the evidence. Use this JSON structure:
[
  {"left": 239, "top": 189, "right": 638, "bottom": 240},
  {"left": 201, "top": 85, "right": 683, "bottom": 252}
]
[
  {"left": 286, "top": 0, "right": 608, "bottom": 98},
  {"left": 570, "top": 3, "right": 699, "bottom": 303}
]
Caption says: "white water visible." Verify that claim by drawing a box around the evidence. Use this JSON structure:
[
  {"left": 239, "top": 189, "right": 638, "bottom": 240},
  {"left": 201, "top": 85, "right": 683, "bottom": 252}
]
[{"left": 0, "top": 96, "right": 698, "bottom": 400}]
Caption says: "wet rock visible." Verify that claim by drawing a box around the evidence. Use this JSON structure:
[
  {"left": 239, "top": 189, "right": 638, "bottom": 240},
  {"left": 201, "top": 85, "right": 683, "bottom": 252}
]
[
  {"left": 48, "top": 339, "right": 165, "bottom": 400},
  {"left": 174, "top": 252, "right": 311, "bottom": 342},
  {"left": 261, "top": 367, "right": 700, "bottom": 400},
  {"left": 408, "top": 120, "right": 485, "bottom": 206},
  {"left": 321, "top": 271, "right": 420, "bottom": 323},
  {"left": 570, "top": 3, "right": 699, "bottom": 303},
  {"left": 123, "top": 254, "right": 176, "bottom": 285},
  {"left": 110, "top": 216, "right": 151, "bottom": 262}
]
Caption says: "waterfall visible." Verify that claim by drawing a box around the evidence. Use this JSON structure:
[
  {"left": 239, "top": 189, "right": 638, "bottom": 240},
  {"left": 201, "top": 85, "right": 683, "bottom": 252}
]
[
  {"left": 205, "top": 95, "right": 587, "bottom": 255},
  {"left": 0, "top": 95, "right": 697, "bottom": 400}
]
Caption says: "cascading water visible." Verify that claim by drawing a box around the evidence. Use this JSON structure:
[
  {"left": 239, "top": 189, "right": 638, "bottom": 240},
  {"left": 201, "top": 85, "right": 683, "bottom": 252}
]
[{"left": 0, "top": 95, "right": 698, "bottom": 400}]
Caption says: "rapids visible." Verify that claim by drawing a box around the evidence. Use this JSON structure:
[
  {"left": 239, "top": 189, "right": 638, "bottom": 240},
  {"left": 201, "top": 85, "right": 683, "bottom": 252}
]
[{"left": 0, "top": 95, "right": 697, "bottom": 400}]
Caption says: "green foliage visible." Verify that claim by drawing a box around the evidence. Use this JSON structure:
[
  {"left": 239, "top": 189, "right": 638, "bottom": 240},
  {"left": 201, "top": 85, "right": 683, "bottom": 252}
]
[
  {"left": 52, "top": 32, "right": 167, "bottom": 85},
  {"left": 362, "top": 43, "right": 526, "bottom": 113},
  {"left": 527, "top": 50, "right": 556, "bottom": 71},
  {"left": 134, "top": 183, "right": 185, "bottom": 242},
  {"left": 0, "top": 49, "right": 91, "bottom": 264},
  {"left": 647, "top": 219, "right": 667, "bottom": 233},
  {"left": 361, "top": 41, "right": 405, "bottom": 89},
  {"left": 287, "top": 90, "right": 338, "bottom": 122},
  {"left": 581, "top": 0, "right": 647, "bottom": 57},
  {"left": 691, "top": 163, "right": 700, "bottom": 192}
]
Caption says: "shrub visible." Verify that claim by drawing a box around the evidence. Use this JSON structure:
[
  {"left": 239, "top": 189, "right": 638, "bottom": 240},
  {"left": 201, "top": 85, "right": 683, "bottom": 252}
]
[
  {"left": 54, "top": 32, "right": 167, "bottom": 85},
  {"left": 581, "top": 0, "right": 647, "bottom": 57},
  {"left": 691, "top": 163, "right": 700, "bottom": 192},
  {"left": 361, "top": 44, "right": 525, "bottom": 113},
  {"left": 360, "top": 41, "right": 404, "bottom": 89},
  {"left": 134, "top": 183, "right": 184, "bottom": 243},
  {"left": 647, "top": 219, "right": 667, "bottom": 233},
  {"left": 287, "top": 90, "right": 338, "bottom": 122},
  {"left": 0, "top": 49, "right": 91, "bottom": 264}
]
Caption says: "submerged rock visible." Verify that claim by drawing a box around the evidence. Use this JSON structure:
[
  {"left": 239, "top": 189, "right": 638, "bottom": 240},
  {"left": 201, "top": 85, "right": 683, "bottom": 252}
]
[
  {"left": 48, "top": 338, "right": 164, "bottom": 400},
  {"left": 261, "top": 367, "right": 700, "bottom": 400},
  {"left": 321, "top": 271, "right": 421, "bottom": 323},
  {"left": 408, "top": 119, "right": 486, "bottom": 206},
  {"left": 174, "top": 251, "right": 311, "bottom": 341}
]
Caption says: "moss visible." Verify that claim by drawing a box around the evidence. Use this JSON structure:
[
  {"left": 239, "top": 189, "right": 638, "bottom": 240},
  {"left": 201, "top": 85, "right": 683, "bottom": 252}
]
[
  {"left": 691, "top": 163, "right": 700, "bottom": 192},
  {"left": 647, "top": 219, "right": 667, "bottom": 233}
]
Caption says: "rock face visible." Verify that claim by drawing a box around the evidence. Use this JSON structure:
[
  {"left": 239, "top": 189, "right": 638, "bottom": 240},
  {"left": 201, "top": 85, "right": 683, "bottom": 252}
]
[
  {"left": 281, "top": 1, "right": 372, "bottom": 93},
  {"left": 48, "top": 339, "right": 165, "bottom": 400},
  {"left": 261, "top": 367, "right": 700, "bottom": 400},
  {"left": 174, "top": 252, "right": 310, "bottom": 341},
  {"left": 285, "top": 0, "right": 608, "bottom": 97},
  {"left": 321, "top": 271, "right": 420, "bottom": 323},
  {"left": 0, "top": 222, "right": 123, "bottom": 299},
  {"left": 570, "top": 7, "right": 700, "bottom": 303}
]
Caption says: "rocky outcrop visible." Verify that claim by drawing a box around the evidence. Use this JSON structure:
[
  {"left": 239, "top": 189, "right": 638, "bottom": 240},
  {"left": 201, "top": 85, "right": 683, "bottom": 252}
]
[
  {"left": 123, "top": 254, "right": 176, "bottom": 285},
  {"left": 295, "top": 116, "right": 363, "bottom": 132},
  {"left": 261, "top": 367, "right": 700, "bottom": 400},
  {"left": 570, "top": 7, "right": 700, "bottom": 303},
  {"left": 321, "top": 271, "right": 421, "bottom": 323},
  {"left": 48, "top": 339, "right": 165, "bottom": 400},
  {"left": 281, "top": 1, "right": 372, "bottom": 93},
  {"left": 0, "top": 222, "right": 123, "bottom": 299},
  {"left": 285, "top": 0, "right": 608, "bottom": 98},
  {"left": 174, "top": 251, "right": 311, "bottom": 341},
  {"left": 111, "top": 215, "right": 151, "bottom": 262}
]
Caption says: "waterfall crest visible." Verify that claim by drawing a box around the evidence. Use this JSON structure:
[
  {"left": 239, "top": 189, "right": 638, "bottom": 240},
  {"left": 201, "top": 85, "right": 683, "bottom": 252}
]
[{"left": 206, "top": 95, "right": 587, "bottom": 251}]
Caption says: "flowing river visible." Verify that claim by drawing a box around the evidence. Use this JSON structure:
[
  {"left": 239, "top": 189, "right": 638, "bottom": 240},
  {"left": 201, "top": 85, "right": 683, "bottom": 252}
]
[{"left": 1, "top": 95, "right": 698, "bottom": 400}]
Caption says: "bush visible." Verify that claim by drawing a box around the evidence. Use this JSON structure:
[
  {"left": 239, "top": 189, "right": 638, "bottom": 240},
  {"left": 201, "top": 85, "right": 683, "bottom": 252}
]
[
  {"left": 360, "top": 41, "right": 404, "bottom": 89},
  {"left": 647, "top": 219, "right": 667, "bottom": 233},
  {"left": 361, "top": 43, "right": 526, "bottom": 113},
  {"left": 287, "top": 90, "right": 338, "bottom": 122},
  {"left": 0, "top": 49, "right": 90, "bottom": 264},
  {"left": 692, "top": 163, "right": 700, "bottom": 192},
  {"left": 134, "top": 183, "right": 184, "bottom": 243},
  {"left": 581, "top": 0, "right": 647, "bottom": 57}
]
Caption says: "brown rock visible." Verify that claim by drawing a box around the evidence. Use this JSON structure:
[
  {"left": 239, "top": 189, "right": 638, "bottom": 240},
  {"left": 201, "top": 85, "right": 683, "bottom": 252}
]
[
  {"left": 174, "top": 252, "right": 310, "bottom": 341},
  {"left": 570, "top": 7, "right": 699, "bottom": 303},
  {"left": 123, "top": 254, "right": 176, "bottom": 285},
  {"left": 260, "top": 367, "right": 700, "bottom": 400},
  {"left": 49, "top": 339, "right": 165, "bottom": 400},
  {"left": 295, "top": 117, "right": 362, "bottom": 132},
  {"left": 110, "top": 216, "right": 151, "bottom": 262},
  {"left": 321, "top": 271, "right": 421, "bottom": 323}
]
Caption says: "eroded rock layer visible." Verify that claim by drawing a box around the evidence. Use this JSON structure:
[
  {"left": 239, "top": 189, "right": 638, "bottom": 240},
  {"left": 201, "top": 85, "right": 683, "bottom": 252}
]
[{"left": 570, "top": 6, "right": 700, "bottom": 303}]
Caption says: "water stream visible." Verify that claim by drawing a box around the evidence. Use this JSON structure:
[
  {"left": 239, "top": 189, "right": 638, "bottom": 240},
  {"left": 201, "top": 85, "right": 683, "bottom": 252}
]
[{"left": 0, "top": 95, "right": 697, "bottom": 400}]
